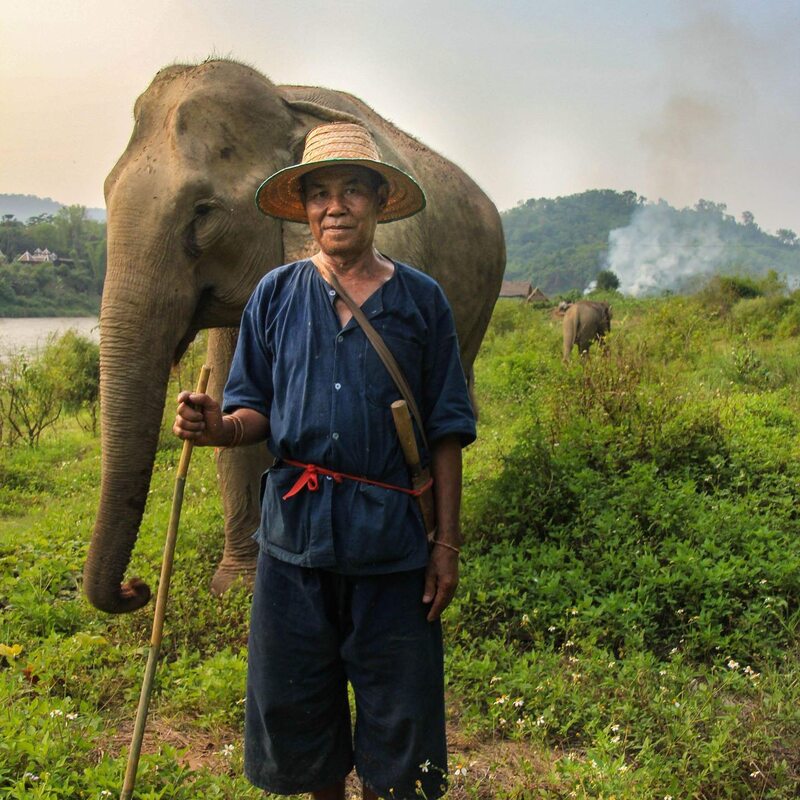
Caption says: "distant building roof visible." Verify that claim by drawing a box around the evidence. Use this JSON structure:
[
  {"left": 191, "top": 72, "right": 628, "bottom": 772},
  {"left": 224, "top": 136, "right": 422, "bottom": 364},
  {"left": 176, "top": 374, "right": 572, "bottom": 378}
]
[
  {"left": 17, "top": 247, "right": 58, "bottom": 263},
  {"left": 499, "top": 281, "right": 550, "bottom": 303},
  {"left": 528, "top": 287, "right": 549, "bottom": 302},
  {"left": 499, "top": 280, "right": 533, "bottom": 298}
]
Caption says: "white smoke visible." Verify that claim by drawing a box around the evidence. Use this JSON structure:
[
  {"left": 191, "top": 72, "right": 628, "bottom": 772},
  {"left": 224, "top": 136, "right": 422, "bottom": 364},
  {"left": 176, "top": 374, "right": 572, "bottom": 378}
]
[{"left": 605, "top": 202, "right": 727, "bottom": 296}]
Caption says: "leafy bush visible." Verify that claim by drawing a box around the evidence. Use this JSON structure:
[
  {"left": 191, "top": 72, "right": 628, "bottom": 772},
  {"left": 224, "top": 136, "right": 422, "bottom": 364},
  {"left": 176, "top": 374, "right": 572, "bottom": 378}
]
[
  {"left": 0, "top": 352, "right": 63, "bottom": 446},
  {"left": 0, "top": 331, "right": 99, "bottom": 446},
  {"left": 595, "top": 269, "right": 620, "bottom": 291}
]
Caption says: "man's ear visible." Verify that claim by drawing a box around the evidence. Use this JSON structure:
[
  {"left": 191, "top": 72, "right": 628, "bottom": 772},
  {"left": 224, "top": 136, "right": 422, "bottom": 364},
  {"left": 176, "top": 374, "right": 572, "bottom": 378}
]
[{"left": 377, "top": 182, "right": 390, "bottom": 209}]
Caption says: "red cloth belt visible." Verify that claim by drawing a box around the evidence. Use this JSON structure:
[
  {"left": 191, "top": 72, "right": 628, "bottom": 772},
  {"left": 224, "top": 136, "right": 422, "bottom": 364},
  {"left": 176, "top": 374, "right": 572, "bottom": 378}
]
[{"left": 281, "top": 458, "right": 433, "bottom": 500}]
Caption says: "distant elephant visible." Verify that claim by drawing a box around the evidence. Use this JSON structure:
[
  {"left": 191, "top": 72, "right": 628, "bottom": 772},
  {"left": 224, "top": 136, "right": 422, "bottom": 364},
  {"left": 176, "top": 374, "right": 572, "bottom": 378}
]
[
  {"left": 562, "top": 300, "right": 612, "bottom": 360},
  {"left": 83, "top": 60, "right": 506, "bottom": 614}
]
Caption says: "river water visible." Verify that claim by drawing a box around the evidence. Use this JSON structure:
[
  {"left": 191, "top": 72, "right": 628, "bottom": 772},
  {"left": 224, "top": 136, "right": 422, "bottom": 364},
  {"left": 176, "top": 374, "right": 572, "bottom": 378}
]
[{"left": 0, "top": 317, "right": 99, "bottom": 357}]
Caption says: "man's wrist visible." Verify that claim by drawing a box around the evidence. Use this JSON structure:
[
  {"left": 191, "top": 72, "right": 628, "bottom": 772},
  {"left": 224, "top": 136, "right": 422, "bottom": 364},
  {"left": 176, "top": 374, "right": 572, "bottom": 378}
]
[{"left": 222, "top": 414, "right": 244, "bottom": 447}]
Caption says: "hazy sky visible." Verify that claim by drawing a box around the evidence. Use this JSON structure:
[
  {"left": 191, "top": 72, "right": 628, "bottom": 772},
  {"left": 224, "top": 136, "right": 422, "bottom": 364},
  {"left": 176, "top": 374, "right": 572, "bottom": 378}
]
[{"left": 2, "top": 0, "right": 798, "bottom": 232}]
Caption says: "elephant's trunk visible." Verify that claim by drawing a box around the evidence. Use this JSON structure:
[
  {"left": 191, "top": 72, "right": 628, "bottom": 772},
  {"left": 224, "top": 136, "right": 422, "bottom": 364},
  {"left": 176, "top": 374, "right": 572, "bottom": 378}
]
[{"left": 84, "top": 244, "right": 197, "bottom": 613}]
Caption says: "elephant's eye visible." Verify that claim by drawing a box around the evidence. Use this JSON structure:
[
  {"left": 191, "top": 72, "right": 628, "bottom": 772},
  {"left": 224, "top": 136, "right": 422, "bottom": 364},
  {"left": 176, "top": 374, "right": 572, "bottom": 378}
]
[{"left": 184, "top": 200, "right": 230, "bottom": 258}]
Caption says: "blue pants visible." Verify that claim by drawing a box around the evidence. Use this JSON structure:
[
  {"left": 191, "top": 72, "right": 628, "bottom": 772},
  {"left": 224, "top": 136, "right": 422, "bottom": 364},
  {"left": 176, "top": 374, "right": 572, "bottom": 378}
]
[{"left": 245, "top": 550, "right": 448, "bottom": 799}]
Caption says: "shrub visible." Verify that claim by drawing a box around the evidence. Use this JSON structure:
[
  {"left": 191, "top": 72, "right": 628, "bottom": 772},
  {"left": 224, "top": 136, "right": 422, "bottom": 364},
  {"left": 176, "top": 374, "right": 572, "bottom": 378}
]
[
  {"left": 0, "top": 331, "right": 100, "bottom": 446},
  {"left": 0, "top": 353, "right": 63, "bottom": 446},
  {"left": 40, "top": 331, "right": 100, "bottom": 432},
  {"left": 729, "top": 295, "right": 792, "bottom": 338},
  {"left": 595, "top": 269, "right": 620, "bottom": 291}
]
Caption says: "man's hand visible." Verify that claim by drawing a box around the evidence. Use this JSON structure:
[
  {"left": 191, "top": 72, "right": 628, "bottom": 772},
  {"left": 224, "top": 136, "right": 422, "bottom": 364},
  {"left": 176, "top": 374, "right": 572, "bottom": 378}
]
[
  {"left": 422, "top": 544, "right": 459, "bottom": 622},
  {"left": 173, "top": 391, "right": 227, "bottom": 447}
]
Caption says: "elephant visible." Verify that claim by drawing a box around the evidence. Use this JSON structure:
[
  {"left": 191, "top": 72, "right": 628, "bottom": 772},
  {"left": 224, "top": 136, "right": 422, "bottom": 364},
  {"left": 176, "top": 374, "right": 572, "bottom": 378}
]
[
  {"left": 83, "top": 59, "right": 506, "bottom": 614},
  {"left": 562, "top": 300, "right": 612, "bottom": 360}
]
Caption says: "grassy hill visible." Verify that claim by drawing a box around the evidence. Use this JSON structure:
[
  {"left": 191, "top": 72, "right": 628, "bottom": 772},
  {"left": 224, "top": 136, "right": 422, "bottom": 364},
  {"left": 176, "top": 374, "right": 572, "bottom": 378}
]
[{"left": 2, "top": 279, "right": 800, "bottom": 796}]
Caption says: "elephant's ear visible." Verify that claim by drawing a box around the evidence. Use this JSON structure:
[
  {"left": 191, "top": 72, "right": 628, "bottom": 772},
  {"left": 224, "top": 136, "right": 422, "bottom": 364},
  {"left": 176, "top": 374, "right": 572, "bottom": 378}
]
[{"left": 282, "top": 97, "right": 364, "bottom": 160}]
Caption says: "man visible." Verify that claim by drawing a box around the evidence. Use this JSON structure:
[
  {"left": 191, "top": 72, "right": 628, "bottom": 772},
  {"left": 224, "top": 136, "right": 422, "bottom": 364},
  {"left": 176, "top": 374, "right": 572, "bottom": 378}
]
[{"left": 173, "top": 122, "right": 476, "bottom": 799}]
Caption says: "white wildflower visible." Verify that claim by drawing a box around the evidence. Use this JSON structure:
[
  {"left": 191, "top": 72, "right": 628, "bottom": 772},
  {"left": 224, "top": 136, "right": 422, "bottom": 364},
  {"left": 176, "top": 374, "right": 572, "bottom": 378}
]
[
  {"left": 727, "top": 659, "right": 740, "bottom": 670},
  {"left": 49, "top": 709, "right": 64, "bottom": 718},
  {"left": 513, "top": 698, "right": 524, "bottom": 708},
  {"left": 66, "top": 712, "right": 78, "bottom": 721},
  {"left": 494, "top": 694, "right": 509, "bottom": 705},
  {"left": 419, "top": 759, "right": 430, "bottom": 773}
]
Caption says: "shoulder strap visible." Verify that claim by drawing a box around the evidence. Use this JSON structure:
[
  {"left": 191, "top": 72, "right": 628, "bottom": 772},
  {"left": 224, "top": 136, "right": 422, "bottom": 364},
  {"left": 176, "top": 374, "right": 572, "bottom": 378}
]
[{"left": 325, "top": 269, "right": 429, "bottom": 451}]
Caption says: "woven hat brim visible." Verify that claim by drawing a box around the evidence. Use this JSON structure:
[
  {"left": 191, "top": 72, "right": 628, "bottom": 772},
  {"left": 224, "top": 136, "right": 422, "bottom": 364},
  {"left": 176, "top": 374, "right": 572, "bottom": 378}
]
[{"left": 255, "top": 158, "right": 426, "bottom": 223}]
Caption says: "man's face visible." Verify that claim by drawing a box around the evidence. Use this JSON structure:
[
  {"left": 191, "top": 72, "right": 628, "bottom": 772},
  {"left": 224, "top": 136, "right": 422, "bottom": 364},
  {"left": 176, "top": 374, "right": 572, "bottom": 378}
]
[{"left": 302, "top": 165, "right": 388, "bottom": 259}]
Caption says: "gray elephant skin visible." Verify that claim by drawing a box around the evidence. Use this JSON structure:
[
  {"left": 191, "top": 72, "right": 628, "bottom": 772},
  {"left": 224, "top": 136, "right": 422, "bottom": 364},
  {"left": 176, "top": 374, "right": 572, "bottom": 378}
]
[
  {"left": 562, "top": 301, "right": 612, "bottom": 360},
  {"left": 84, "top": 60, "right": 506, "bottom": 614}
]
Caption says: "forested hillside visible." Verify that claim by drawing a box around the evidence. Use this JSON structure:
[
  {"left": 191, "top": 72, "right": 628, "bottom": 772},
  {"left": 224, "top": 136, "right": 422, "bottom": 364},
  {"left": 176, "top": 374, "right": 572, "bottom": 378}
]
[
  {"left": 503, "top": 190, "right": 642, "bottom": 293},
  {"left": 0, "top": 193, "right": 105, "bottom": 222},
  {"left": 503, "top": 190, "right": 800, "bottom": 295},
  {"left": 0, "top": 206, "right": 105, "bottom": 316}
]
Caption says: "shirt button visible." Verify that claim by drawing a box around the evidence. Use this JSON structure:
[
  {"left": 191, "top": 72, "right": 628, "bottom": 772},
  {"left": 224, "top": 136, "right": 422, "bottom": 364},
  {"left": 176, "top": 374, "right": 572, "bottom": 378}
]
[
  {"left": 332, "top": 432, "right": 340, "bottom": 440},
  {"left": 329, "top": 290, "right": 336, "bottom": 297},
  {"left": 334, "top": 382, "right": 341, "bottom": 390},
  {"left": 326, "top": 475, "right": 332, "bottom": 480},
  {"left": 337, "top": 335, "right": 344, "bottom": 343}
]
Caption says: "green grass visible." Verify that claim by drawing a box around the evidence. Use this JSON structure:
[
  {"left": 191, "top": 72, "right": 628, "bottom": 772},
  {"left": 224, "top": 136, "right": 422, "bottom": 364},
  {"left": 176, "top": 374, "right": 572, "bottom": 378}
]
[{"left": 4, "top": 287, "right": 800, "bottom": 797}]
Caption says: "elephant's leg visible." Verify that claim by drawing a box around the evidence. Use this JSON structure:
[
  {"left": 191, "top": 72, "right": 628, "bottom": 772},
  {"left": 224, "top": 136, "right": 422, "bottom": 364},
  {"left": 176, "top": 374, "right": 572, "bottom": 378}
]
[{"left": 206, "top": 328, "right": 272, "bottom": 595}]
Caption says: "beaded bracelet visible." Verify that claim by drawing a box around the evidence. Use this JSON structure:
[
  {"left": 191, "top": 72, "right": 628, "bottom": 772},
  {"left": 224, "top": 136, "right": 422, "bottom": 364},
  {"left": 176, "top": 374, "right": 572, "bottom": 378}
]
[{"left": 433, "top": 540, "right": 461, "bottom": 556}]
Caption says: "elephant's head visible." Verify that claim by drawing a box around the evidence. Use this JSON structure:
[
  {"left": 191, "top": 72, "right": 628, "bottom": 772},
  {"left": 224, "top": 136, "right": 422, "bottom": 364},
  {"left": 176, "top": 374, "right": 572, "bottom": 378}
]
[
  {"left": 602, "top": 303, "right": 612, "bottom": 333},
  {"left": 84, "top": 62, "right": 296, "bottom": 612}
]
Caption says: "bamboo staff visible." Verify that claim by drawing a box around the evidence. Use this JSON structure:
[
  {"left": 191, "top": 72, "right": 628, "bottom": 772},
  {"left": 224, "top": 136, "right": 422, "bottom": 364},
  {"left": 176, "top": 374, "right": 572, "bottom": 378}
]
[
  {"left": 120, "top": 364, "right": 211, "bottom": 800},
  {"left": 391, "top": 399, "right": 436, "bottom": 539}
]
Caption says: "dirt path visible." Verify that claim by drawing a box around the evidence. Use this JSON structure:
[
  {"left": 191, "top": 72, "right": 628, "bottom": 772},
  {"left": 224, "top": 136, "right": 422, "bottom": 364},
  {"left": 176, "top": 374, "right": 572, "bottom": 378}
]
[{"left": 108, "top": 718, "right": 555, "bottom": 798}]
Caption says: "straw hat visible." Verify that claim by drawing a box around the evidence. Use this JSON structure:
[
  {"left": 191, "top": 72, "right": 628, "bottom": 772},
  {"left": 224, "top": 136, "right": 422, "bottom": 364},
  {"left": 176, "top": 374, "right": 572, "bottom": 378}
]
[{"left": 255, "top": 122, "right": 426, "bottom": 223}]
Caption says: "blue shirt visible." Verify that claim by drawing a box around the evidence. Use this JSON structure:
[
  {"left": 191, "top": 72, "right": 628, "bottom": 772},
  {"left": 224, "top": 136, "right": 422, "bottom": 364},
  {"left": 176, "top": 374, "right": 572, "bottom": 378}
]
[{"left": 223, "top": 259, "right": 476, "bottom": 574}]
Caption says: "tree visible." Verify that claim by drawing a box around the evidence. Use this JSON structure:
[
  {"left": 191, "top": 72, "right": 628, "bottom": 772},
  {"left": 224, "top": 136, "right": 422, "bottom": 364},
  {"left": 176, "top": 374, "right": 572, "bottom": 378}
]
[
  {"left": 0, "top": 353, "right": 62, "bottom": 446},
  {"left": 776, "top": 229, "right": 797, "bottom": 247},
  {"left": 595, "top": 269, "right": 620, "bottom": 291},
  {"left": 54, "top": 205, "right": 88, "bottom": 255},
  {"left": 741, "top": 210, "right": 756, "bottom": 227}
]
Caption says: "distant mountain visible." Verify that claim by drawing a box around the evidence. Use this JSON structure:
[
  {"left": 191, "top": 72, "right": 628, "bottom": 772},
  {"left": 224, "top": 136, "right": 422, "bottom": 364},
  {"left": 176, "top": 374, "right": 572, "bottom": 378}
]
[
  {"left": 502, "top": 190, "right": 800, "bottom": 296},
  {"left": 0, "top": 194, "right": 106, "bottom": 222}
]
